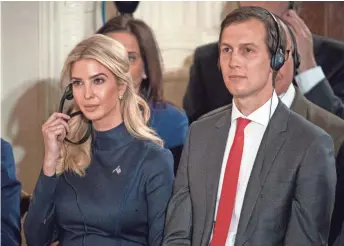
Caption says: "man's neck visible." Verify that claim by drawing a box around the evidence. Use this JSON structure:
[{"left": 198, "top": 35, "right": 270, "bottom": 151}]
[{"left": 234, "top": 89, "right": 274, "bottom": 116}]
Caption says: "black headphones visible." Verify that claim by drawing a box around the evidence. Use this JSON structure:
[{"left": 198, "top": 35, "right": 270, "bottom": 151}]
[
  {"left": 59, "top": 84, "right": 92, "bottom": 145},
  {"left": 267, "top": 10, "right": 285, "bottom": 72}
]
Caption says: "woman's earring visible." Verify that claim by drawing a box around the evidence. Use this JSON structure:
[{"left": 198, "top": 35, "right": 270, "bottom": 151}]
[
  {"left": 119, "top": 95, "right": 123, "bottom": 100},
  {"left": 142, "top": 72, "right": 147, "bottom": 79}
]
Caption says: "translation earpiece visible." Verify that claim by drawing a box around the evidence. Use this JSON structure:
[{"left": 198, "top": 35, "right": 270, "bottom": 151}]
[
  {"left": 65, "top": 84, "right": 74, "bottom": 100},
  {"left": 59, "top": 84, "right": 74, "bottom": 113},
  {"left": 271, "top": 48, "right": 285, "bottom": 71}
]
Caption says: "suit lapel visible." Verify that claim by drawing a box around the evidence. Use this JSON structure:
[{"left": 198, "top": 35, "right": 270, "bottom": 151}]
[
  {"left": 235, "top": 102, "right": 290, "bottom": 246},
  {"left": 201, "top": 109, "right": 233, "bottom": 246}
]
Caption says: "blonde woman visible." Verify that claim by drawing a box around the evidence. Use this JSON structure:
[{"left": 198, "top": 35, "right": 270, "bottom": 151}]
[{"left": 24, "top": 34, "right": 174, "bottom": 246}]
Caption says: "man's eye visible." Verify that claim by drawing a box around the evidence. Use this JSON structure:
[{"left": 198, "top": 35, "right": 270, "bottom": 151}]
[
  {"left": 222, "top": 47, "right": 231, "bottom": 53},
  {"left": 245, "top": 47, "right": 252, "bottom": 53}
]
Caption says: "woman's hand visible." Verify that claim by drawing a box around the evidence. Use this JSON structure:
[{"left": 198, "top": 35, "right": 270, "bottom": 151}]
[{"left": 42, "top": 113, "right": 70, "bottom": 176}]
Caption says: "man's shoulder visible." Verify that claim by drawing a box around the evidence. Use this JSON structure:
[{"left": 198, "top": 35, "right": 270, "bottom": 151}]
[
  {"left": 306, "top": 100, "right": 344, "bottom": 142},
  {"left": 288, "top": 106, "right": 332, "bottom": 144},
  {"left": 190, "top": 105, "right": 231, "bottom": 130},
  {"left": 313, "top": 34, "right": 344, "bottom": 64},
  {"left": 313, "top": 34, "right": 344, "bottom": 52},
  {"left": 194, "top": 42, "right": 218, "bottom": 60}
]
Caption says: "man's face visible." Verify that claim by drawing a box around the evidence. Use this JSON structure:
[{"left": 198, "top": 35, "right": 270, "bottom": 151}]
[
  {"left": 274, "top": 23, "right": 295, "bottom": 95},
  {"left": 239, "top": 1, "right": 290, "bottom": 17},
  {"left": 219, "top": 18, "right": 273, "bottom": 101}
]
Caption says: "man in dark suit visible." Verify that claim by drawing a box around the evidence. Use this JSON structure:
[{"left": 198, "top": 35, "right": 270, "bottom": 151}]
[
  {"left": 333, "top": 144, "right": 344, "bottom": 246},
  {"left": 1, "top": 138, "right": 21, "bottom": 246},
  {"left": 183, "top": 1, "right": 344, "bottom": 123},
  {"left": 163, "top": 7, "right": 336, "bottom": 246},
  {"left": 278, "top": 20, "right": 344, "bottom": 246}
]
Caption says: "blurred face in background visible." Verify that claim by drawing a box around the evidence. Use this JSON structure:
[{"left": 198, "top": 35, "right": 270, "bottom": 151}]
[{"left": 107, "top": 32, "right": 145, "bottom": 94}]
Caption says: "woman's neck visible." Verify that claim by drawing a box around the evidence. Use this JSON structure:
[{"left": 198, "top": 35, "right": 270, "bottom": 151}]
[{"left": 92, "top": 108, "right": 123, "bottom": 132}]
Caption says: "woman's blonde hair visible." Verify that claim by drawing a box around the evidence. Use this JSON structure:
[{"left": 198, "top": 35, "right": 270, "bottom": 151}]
[{"left": 56, "top": 34, "right": 163, "bottom": 176}]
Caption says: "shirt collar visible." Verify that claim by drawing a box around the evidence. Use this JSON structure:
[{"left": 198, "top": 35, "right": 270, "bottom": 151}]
[
  {"left": 231, "top": 91, "right": 279, "bottom": 127},
  {"left": 279, "top": 83, "right": 295, "bottom": 108}
]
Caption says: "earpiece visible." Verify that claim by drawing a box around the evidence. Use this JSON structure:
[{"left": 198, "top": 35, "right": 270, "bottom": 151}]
[
  {"left": 267, "top": 11, "right": 285, "bottom": 72},
  {"left": 59, "top": 84, "right": 74, "bottom": 113},
  {"left": 65, "top": 83, "right": 74, "bottom": 100},
  {"left": 58, "top": 83, "right": 92, "bottom": 145}
]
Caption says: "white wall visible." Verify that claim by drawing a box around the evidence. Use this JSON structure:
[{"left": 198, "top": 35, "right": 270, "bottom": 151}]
[
  {"left": 1, "top": 1, "right": 44, "bottom": 193},
  {"left": 1, "top": 1, "right": 94, "bottom": 193}
]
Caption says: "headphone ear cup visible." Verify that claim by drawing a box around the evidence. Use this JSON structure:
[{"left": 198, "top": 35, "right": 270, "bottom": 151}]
[
  {"left": 65, "top": 84, "right": 74, "bottom": 100},
  {"left": 271, "top": 48, "right": 285, "bottom": 71}
]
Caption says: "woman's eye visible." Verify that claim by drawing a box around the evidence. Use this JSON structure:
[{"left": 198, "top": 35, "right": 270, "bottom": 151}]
[
  {"left": 128, "top": 55, "right": 137, "bottom": 63},
  {"left": 94, "top": 78, "right": 105, "bottom": 84},
  {"left": 72, "top": 80, "right": 82, "bottom": 87}
]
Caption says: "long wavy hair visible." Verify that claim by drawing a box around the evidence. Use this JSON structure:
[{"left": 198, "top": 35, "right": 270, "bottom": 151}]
[{"left": 56, "top": 34, "right": 163, "bottom": 176}]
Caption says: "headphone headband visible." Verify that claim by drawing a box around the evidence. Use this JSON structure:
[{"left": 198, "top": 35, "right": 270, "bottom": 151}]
[{"left": 266, "top": 10, "right": 285, "bottom": 72}]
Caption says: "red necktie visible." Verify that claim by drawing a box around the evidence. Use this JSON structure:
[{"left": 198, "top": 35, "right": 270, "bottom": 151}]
[{"left": 211, "top": 117, "right": 251, "bottom": 246}]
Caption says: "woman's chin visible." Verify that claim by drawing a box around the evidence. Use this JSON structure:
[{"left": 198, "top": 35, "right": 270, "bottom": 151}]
[{"left": 81, "top": 111, "right": 101, "bottom": 122}]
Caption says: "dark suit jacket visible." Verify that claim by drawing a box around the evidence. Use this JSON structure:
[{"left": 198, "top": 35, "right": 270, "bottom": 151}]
[
  {"left": 1, "top": 139, "right": 21, "bottom": 246},
  {"left": 290, "top": 89, "right": 344, "bottom": 245},
  {"left": 163, "top": 101, "right": 336, "bottom": 246},
  {"left": 183, "top": 35, "right": 344, "bottom": 123},
  {"left": 333, "top": 144, "right": 344, "bottom": 246},
  {"left": 24, "top": 124, "right": 174, "bottom": 246}
]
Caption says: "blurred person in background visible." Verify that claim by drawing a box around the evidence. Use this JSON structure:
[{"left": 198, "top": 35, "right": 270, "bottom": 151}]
[
  {"left": 97, "top": 15, "right": 189, "bottom": 174},
  {"left": 1, "top": 138, "right": 21, "bottom": 246},
  {"left": 276, "top": 19, "right": 344, "bottom": 246}
]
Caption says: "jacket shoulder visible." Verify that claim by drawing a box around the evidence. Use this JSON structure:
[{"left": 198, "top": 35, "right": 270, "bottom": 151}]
[
  {"left": 194, "top": 42, "right": 218, "bottom": 60},
  {"left": 190, "top": 105, "right": 231, "bottom": 130},
  {"left": 306, "top": 100, "right": 344, "bottom": 145}
]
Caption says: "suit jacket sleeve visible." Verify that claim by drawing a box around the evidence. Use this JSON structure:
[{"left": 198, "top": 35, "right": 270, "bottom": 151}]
[
  {"left": 305, "top": 78, "right": 344, "bottom": 119},
  {"left": 283, "top": 134, "right": 337, "bottom": 246},
  {"left": 1, "top": 139, "right": 21, "bottom": 246},
  {"left": 163, "top": 129, "right": 193, "bottom": 246},
  {"left": 24, "top": 171, "right": 59, "bottom": 246},
  {"left": 183, "top": 48, "right": 207, "bottom": 124},
  {"left": 330, "top": 143, "right": 344, "bottom": 245},
  {"left": 145, "top": 148, "right": 174, "bottom": 246}
]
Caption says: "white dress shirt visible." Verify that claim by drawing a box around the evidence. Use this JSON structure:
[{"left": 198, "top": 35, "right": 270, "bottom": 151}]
[
  {"left": 279, "top": 83, "right": 296, "bottom": 108},
  {"left": 210, "top": 92, "right": 279, "bottom": 246},
  {"left": 295, "top": 66, "right": 325, "bottom": 94}
]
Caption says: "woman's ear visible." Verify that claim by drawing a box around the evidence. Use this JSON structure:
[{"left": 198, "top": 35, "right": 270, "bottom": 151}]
[{"left": 118, "top": 84, "right": 128, "bottom": 99}]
